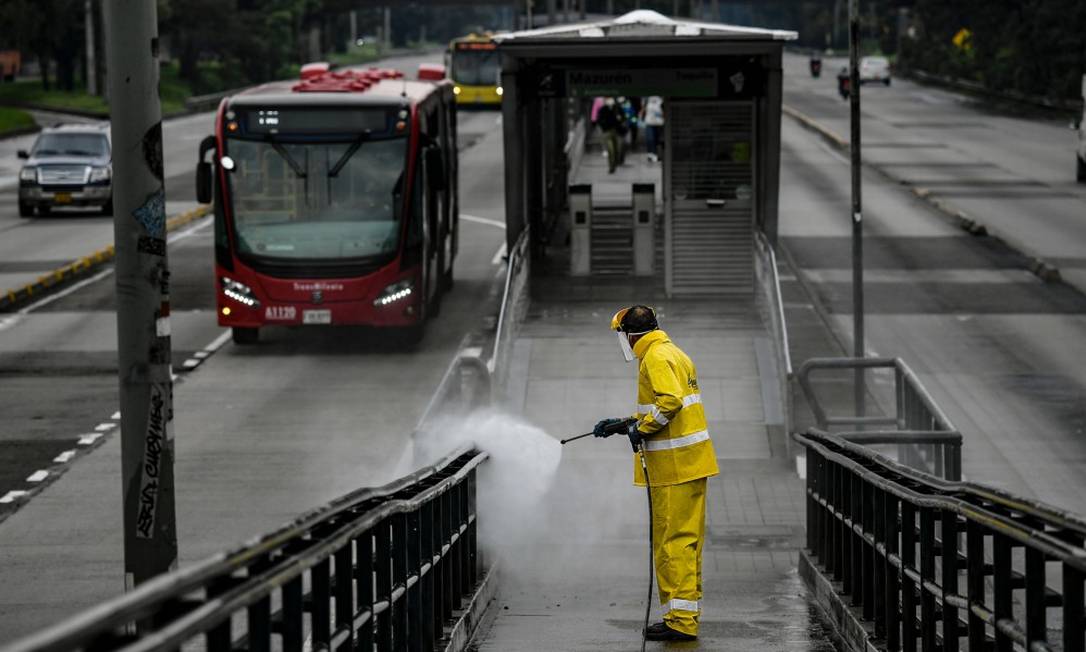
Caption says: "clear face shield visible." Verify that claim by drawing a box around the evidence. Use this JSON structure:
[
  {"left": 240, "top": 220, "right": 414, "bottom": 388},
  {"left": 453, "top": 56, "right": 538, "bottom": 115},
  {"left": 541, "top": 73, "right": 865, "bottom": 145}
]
[{"left": 617, "top": 331, "right": 635, "bottom": 363}]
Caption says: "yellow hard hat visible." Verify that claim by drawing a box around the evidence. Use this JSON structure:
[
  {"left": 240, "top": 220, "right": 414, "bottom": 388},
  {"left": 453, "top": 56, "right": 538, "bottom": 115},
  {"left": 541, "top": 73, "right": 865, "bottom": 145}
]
[{"left": 610, "top": 307, "right": 630, "bottom": 332}]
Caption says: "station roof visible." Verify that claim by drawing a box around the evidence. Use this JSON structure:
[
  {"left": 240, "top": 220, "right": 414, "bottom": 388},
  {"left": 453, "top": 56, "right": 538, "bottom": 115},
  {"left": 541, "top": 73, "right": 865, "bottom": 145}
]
[{"left": 494, "top": 10, "right": 797, "bottom": 44}]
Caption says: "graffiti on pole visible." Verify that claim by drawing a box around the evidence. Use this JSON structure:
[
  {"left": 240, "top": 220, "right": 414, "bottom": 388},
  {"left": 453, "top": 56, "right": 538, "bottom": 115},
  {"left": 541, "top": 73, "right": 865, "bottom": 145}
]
[{"left": 135, "top": 382, "right": 170, "bottom": 539}]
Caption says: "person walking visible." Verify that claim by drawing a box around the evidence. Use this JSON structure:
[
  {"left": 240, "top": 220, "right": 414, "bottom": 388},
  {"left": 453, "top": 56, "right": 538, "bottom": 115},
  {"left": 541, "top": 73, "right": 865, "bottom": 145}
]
[
  {"left": 595, "top": 98, "right": 626, "bottom": 174},
  {"left": 641, "top": 96, "right": 665, "bottom": 163},
  {"left": 592, "top": 305, "right": 719, "bottom": 642}
]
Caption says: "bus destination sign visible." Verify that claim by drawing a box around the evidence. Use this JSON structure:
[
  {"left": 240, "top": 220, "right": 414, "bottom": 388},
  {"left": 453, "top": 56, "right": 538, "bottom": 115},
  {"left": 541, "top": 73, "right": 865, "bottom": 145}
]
[{"left": 245, "top": 109, "right": 391, "bottom": 135}]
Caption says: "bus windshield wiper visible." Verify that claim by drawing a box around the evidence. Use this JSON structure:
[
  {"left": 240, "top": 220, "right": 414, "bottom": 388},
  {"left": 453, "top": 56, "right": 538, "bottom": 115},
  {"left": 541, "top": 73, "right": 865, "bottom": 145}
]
[
  {"left": 328, "top": 134, "right": 369, "bottom": 178},
  {"left": 267, "top": 140, "right": 307, "bottom": 179}
]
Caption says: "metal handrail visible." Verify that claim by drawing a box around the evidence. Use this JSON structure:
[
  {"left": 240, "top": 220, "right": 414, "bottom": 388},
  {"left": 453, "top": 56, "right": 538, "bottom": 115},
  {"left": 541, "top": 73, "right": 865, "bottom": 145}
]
[
  {"left": 797, "top": 429, "right": 1086, "bottom": 651},
  {"left": 796, "top": 356, "right": 962, "bottom": 479},
  {"left": 4, "top": 446, "right": 488, "bottom": 652},
  {"left": 489, "top": 227, "right": 530, "bottom": 380},
  {"left": 754, "top": 231, "right": 792, "bottom": 376}
]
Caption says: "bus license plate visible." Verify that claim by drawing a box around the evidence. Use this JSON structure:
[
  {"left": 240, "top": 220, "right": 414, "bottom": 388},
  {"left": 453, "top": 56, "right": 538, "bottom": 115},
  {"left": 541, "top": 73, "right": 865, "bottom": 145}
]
[
  {"left": 303, "top": 309, "right": 331, "bottom": 325},
  {"left": 54, "top": 192, "right": 72, "bottom": 204}
]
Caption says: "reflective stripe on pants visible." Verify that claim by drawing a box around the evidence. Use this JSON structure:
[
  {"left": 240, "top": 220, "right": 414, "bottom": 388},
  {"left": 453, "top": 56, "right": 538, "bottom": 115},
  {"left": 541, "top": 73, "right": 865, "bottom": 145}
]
[{"left": 651, "top": 477, "right": 707, "bottom": 636}]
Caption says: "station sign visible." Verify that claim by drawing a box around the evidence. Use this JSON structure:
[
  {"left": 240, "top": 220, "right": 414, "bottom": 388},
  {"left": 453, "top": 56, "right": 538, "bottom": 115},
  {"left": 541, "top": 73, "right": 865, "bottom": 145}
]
[{"left": 565, "top": 68, "right": 718, "bottom": 98}]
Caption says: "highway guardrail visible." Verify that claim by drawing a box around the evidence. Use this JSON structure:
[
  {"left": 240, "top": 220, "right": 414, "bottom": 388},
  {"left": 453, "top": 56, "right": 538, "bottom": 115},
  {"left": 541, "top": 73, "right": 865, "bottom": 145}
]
[
  {"left": 0, "top": 204, "right": 210, "bottom": 312},
  {"left": 2, "top": 445, "right": 489, "bottom": 652}
]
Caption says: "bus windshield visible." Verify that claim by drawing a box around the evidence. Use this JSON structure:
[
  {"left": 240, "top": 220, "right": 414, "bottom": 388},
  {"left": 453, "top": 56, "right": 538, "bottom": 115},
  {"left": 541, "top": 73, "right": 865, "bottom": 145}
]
[
  {"left": 226, "top": 136, "right": 406, "bottom": 261},
  {"left": 450, "top": 48, "right": 499, "bottom": 86}
]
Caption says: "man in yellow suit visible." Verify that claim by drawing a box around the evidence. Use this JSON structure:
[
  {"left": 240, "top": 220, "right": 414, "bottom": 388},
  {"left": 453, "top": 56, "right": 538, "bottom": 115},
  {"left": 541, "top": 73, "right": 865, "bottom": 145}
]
[{"left": 593, "top": 305, "right": 719, "bottom": 642}]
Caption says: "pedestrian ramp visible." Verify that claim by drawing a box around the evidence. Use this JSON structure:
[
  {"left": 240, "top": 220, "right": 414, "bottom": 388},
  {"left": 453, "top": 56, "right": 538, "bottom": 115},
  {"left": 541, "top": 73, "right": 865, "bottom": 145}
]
[{"left": 476, "top": 275, "right": 839, "bottom": 650}]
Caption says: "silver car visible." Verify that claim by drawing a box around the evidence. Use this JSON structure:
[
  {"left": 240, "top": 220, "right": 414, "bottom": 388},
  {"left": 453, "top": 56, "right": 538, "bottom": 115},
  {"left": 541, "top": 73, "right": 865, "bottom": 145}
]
[
  {"left": 17, "top": 124, "right": 113, "bottom": 217},
  {"left": 860, "top": 56, "right": 891, "bottom": 86}
]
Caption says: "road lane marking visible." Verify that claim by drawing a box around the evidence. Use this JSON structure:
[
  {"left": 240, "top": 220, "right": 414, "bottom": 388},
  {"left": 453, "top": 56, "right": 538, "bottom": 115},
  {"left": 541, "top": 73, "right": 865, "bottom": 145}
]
[
  {"left": 194, "top": 351, "right": 210, "bottom": 359},
  {"left": 53, "top": 450, "right": 76, "bottom": 463},
  {"left": 0, "top": 491, "right": 28, "bottom": 504},
  {"left": 26, "top": 470, "right": 49, "bottom": 483},
  {"left": 111, "top": 411, "right": 121, "bottom": 419},
  {"left": 95, "top": 422, "right": 116, "bottom": 431},
  {"left": 0, "top": 268, "right": 114, "bottom": 327},
  {"left": 182, "top": 359, "right": 200, "bottom": 369},
  {"left": 490, "top": 242, "right": 507, "bottom": 265},
  {"left": 77, "top": 433, "right": 103, "bottom": 445},
  {"left": 205, "top": 330, "right": 232, "bottom": 352},
  {"left": 460, "top": 214, "right": 506, "bottom": 229}
]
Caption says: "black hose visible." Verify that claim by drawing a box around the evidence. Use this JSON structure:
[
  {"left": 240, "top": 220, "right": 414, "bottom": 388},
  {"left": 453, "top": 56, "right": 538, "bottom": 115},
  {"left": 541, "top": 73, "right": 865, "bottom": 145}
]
[{"left": 638, "top": 447, "right": 653, "bottom": 652}]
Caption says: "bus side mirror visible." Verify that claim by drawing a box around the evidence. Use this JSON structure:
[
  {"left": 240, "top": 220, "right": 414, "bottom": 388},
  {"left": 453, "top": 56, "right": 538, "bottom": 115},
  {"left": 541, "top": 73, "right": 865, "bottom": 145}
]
[
  {"left": 196, "top": 134, "right": 217, "bottom": 204},
  {"left": 196, "top": 161, "right": 213, "bottom": 204},
  {"left": 425, "top": 147, "right": 445, "bottom": 191}
]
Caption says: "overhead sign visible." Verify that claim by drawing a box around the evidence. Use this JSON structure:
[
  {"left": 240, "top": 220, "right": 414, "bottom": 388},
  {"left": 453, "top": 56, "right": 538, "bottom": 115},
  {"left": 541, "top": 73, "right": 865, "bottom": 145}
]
[{"left": 565, "top": 68, "right": 717, "bottom": 98}]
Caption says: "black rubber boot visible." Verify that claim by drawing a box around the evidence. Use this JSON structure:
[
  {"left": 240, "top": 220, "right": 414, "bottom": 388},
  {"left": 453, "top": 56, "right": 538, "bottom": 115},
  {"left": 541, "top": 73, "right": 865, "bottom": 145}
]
[{"left": 644, "top": 622, "right": 697, "bottom": 641}]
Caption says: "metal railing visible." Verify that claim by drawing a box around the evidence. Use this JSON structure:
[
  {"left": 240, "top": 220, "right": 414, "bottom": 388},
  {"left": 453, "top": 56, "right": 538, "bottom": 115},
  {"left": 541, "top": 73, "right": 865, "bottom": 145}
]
[
  {"left": 754, "top": 231, "right": 793, "bottom": 434},
  {"left": 488, "top": 227, "right": 530, "bottom": 393},
  {"left": 797, "top": 357, "right": 962, "bottom": 480},
  {"left": 4, "top": 446, "right": 488, "bottom": 652},
  {"left": 797, "top": 429, "right": 1086, "bottom": 652}
]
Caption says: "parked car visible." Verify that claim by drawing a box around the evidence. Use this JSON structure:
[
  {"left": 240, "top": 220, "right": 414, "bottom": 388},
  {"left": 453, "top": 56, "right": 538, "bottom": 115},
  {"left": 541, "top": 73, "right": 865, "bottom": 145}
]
[
  {"left": 859, "top": 56, "right": 891, "bottom": 86},
  {"left": 17, "top": 124, "right": 112, "bottom": 217}
]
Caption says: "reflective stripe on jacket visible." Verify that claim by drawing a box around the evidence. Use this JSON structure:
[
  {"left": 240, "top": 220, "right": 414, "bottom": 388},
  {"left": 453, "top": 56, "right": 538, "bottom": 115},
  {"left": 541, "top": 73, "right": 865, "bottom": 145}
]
[{"left": 631, "top": 330, "right": 719, "bottom": 487}]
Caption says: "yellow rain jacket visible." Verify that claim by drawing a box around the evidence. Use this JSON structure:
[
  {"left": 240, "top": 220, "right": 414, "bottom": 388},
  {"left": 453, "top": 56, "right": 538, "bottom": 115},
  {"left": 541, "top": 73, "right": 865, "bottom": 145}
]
[{"left": 631, "top": 330, "right": 719, "bottom": 487}]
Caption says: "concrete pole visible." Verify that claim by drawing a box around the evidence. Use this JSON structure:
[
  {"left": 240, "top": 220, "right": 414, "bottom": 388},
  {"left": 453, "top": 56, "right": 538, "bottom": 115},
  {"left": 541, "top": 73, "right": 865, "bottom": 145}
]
[
  {"left": 562, "top": 0, "right": 569, "bottom": 23},
  {"left": 579, "top": 0, "right": 586, "bottom": 20},
  {"left": 848, "top": 0, "right": 865, "bottom": 416},
  {"left": 672, "top": 0, "right": 679, "bottom": 17},
  {"left": 606, "top": 0, "right": 614, "bottom": 17},
  {"left": 349, "top": 10, "right": 358, "bottom": 45},
  {"left": 84, "top": 0, "right": 97, "bottom": 95},
  {"left": 100, "top": 0, "right": 110, "bottom": 100},
  {"left": 710, "top": 0, "right": 718, "bottom": 21},
  {"left": 104, "top": 0, "right": 178, "bottom": 589},
  {"left": 547, "top": 0, "right": 556, "bottom": 26}
]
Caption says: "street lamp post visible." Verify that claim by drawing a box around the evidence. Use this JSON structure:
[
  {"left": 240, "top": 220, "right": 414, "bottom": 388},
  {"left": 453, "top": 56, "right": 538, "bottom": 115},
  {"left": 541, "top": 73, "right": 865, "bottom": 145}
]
[
  {"left": 105, "top": 0, "right": 179, "bottom": 588},
  {"left": 849, "top": 0, "right": 866, "bottom": 417}
]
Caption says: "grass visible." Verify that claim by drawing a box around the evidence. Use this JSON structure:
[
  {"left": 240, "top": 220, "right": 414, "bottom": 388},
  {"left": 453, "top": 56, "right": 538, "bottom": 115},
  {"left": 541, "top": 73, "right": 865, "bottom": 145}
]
[
  {"left": 0, "top": 80, "right": 109, "bottom": 114},
  {"left": 327, "top": 42, "right": 382, "bottom": 67},
  {"left": 0, "top": 106, "right": 35, "bottom": 136}
]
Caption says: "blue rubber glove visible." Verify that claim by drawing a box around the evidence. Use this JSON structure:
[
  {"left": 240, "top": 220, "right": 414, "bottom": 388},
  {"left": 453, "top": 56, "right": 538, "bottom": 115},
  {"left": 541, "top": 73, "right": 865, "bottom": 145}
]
[{"left": 593, "top": 417, "right": 626, "bottom": 438}]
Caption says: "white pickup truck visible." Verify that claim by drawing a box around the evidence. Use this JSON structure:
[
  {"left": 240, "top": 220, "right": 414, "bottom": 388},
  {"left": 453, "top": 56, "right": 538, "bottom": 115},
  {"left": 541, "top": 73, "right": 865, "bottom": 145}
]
[{"left": 1078, "top": 74, "right": 1086, "bottom": 182}]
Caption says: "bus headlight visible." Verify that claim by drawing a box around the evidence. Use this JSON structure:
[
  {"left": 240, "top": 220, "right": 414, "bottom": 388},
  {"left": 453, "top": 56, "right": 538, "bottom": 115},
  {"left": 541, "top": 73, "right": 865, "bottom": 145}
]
[
  {"left": 221, "top": 276, "right": 260, "bottom": 307},
  {"left": 453, "top": 86, "right": 461, "bottom": 95},
  {"left": 496, "top": 86, "right": 503, "bottom": 96},
  {"left": 374, "top": 279, "right": 413, "bottom": 307}
]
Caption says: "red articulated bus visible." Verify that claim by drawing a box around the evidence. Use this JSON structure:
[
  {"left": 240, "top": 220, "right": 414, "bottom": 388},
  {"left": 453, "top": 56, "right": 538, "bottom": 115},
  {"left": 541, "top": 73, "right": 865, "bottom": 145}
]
[{"left": 196, "top": 64, "right": 458, "bottom": 345}]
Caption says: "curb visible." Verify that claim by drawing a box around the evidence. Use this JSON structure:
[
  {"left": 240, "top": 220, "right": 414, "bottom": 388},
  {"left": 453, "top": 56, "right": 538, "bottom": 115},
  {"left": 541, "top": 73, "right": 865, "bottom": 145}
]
[
  {"left": 781, "top": 103, "right": 1067, "bottom": 286},
  {"left": 799, "top": 551, "right": 881, "bottom": 652},
  {"left": 0, "top": 204, "right": 212, "bottom": 312},
  {"left": 443, "top": 562, "right": 499, "bottom": 652},
  {"left": 0, "top": 123, "right": 41, "bottom": 142}
]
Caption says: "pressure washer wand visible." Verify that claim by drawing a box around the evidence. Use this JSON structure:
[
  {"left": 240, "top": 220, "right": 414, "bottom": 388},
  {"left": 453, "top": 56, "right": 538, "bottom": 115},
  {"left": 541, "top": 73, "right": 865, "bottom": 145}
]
[{"left": 559, "top": 431, "right": 595, "bottom": 445}]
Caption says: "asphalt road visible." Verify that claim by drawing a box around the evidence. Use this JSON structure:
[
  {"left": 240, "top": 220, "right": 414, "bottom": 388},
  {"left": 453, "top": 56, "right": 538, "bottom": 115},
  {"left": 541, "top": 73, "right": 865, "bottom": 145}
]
[
  {"left": 779, "top": 112, "right": 1086, "bottom": 513},
  {"left": 783, "top": 53, "right": 1086, "bottom": 293},
  {"left": 0, "top": 49, "right": 511, "bottom": 639}
]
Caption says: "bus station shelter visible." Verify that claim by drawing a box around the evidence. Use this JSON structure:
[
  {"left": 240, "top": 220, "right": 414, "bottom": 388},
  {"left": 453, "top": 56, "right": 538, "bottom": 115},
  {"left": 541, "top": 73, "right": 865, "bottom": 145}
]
[{"left": 495, "top": 11, "right": 796, "bottom": 295}]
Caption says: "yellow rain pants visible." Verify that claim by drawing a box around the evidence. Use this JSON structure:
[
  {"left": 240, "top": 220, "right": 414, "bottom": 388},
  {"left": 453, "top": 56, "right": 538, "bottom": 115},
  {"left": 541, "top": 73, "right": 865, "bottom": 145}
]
[{"left": 650, "top": 476, "right": 707, "bottom": 636}]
